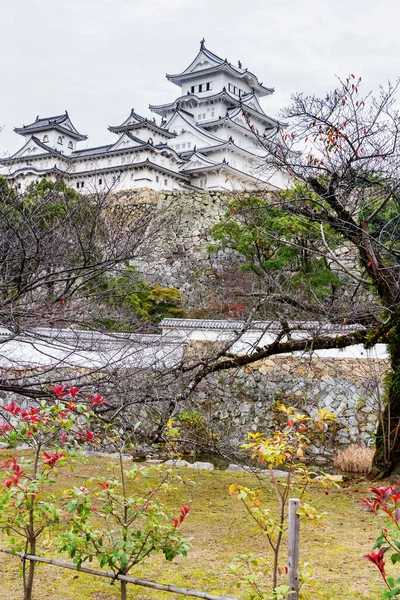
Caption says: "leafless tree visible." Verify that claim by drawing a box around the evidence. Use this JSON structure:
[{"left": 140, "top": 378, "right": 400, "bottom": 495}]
[
  {"left": 194, "top": 75, "right": 400, "bottom": 477},
  {"left": 0, "top": 176, "right": 183, "bottom": 400}
]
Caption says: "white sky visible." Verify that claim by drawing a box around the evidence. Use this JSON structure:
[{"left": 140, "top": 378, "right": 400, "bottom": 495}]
[{"left": 1, "top": 0, "right": 400, "bottom": 156}]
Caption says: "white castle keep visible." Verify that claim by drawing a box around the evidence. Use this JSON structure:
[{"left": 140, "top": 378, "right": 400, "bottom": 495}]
[{"left": 1, "top": 41, "right": 287, "bottom": 193}]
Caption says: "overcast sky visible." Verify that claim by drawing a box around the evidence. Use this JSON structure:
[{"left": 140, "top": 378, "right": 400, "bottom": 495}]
[{"left": 1, "top": 0, "right": 400, "bottom": 156}]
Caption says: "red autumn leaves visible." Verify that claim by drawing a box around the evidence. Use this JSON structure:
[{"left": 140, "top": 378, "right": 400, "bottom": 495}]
[
  {"left": 0, "top": 457, "right": 24, "bottom": 488},
  {"left": 43, "top": 452, "right": 65, "bottom": 467},
  {"left": 363, "top": 548, "right": 387, "bottom": 577},
  {"left": 172, "top": 506, "right": 191, "bottom": 529},
  {"left": 362, "top": 485, "right": 400, "bottom": 581},
  {"left": 0, "top": 386, "right": 104, "bottom": 456},
  {"left": 0, "top": 452, "right": 66, "bottom": 488},
  {"left": 50, "top": 386, "right": 109, "bottom": 409}
]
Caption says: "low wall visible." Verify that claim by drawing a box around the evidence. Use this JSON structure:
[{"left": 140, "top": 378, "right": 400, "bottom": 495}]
[{"left": 184, "top": 353, "right": 388, "bottom": 457}]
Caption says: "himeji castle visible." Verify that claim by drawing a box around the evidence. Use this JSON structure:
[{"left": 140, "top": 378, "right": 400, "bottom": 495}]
[{"left": 0, "top": 41, "right": 287, "bottom": 193}]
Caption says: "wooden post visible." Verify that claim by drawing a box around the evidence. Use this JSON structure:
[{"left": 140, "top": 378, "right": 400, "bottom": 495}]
[{"left": 288, "top": 498, "right": 300, "bottom": 600}]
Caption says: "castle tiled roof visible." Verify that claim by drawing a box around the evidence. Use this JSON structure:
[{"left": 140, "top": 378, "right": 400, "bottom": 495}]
[
  {"left": 108, "top": 109, "right": 176, "bottom": 138},
  {"left": 14, "top": 111, "right": 87, "bottom": 141},
  {"left": 160, "top": 318, "right": 364, "bottom": 333},
  {"left": 166, "top": 42, "right": 274, "bottom": 97},
  {"left": 149, "top": 89, "right": 240, "bottom": 117}
]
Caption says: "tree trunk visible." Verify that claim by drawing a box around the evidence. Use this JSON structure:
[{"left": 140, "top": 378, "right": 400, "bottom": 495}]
[
  {"left": 24, "top": 539, "right": 36, "bottom": 600},
  {"left": 121, "top": 579, "right": 127, "bottom": 600},
  {"left": 371, "top": 338, "right": 400, "bottom": 479}
]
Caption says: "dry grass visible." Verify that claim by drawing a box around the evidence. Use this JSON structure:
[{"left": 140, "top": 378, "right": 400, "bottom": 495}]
[
  {"left": 334, "top": 444, "right": 375, "bottom": 474},
  {"left": 0, "top": 450, "right": 389, "bottom": 599}
]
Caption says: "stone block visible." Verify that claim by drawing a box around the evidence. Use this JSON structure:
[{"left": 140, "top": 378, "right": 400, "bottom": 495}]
[{"left": 190, "top": 461, "right": 214, "bottom": 470}]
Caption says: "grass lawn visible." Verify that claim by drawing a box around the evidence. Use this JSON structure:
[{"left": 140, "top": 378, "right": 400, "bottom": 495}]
[{"left": 0, "top": 451, "right": 389, "bottom": 599}]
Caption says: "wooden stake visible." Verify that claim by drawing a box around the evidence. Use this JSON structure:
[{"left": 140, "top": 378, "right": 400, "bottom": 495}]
[
  {"left": 0, "top": 549, "right": 237, "bottom": 600},
  {"left": 288, "top": 498, "right": 300, "bottom": 600}
]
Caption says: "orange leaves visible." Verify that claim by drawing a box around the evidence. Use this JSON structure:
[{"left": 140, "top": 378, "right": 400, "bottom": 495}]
[
  {"left": 228, "top": 483, "right": 237, "bottom": 496},
  {"left": 281, "top": 132, "right": 295, "bottom": 142}
]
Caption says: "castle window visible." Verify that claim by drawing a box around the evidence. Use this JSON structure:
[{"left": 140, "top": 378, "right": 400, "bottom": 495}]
[
  {"left": 76, "top": 182, "right": 80, "bottom": 189},
  {"left": 68, "top": 141, "right": 73, "bottom": 149},
  {"left": 191, "top": 86, "right": 195, "bottom": 93},
  {"left": 164, "top": 178, "right": 168, "bottom": 186},
  {"left": 206, "top": 82, "right": 211, "bottom": 91},
  {"left": 182, "top": 143, "right": 186, "bottom": 149},
  {"left": 198, "top": 84, "right": 203, "bottom": 92},
  {"left": 98, "top": 178, "right": 103, "bottom": 185},
  {"left": 43, "top": 135, "right": 49, "bottom": 143},
  {"left": 187, "top": 142, "right": 191, "bottom": 148},
  {"left": 211, "top": 110, "right": 215, "bottom": 117},
  {"left": 176, "top": 144, "right": 180, "bottom": 150},
  {"left": 57, "top": 136, "right": 63, "bottom": 145},
  {"left": 156, "top": 175, "right": 159, "bottom": 183}
]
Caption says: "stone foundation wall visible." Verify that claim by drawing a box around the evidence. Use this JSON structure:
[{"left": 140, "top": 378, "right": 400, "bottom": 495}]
[
  {"left": 109, "top": 189, "right": 255, "bottom": 308},
  {"left": 109, "top": 188, "right": 363, "bottom": 313},
  {"left": 184, "top": 353, "right": 388, "bottom": 457}
]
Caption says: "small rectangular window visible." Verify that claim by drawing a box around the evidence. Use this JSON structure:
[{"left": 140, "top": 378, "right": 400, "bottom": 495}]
[
  {"left": 182, "top": 143, "right": 186, "bottom": 149},
  {"left": 206, "top": 82, "right": 211, "bottom": 91},
  {"left": 198, "top": 84, "right": 203, "bottom": 92},
  {"left": 164, "top": 178, "right": 168, "bottom": 185},
  {"left": 81, "top": 181, "right": 84, "bottom": 187},
  {"left": 176, "top": 144, "right": 181, "bottom": 150},
  {"left": 211, "top": 110, "right": 215, "bottom": 117},
  {"left": 98, "top": 178, "right": 102, "bottom": 185},
  {"left": 156, "top": 175, "right": 159, "bottom": 183},
  {"left": 187, "top": 142, "right": 191, "bottom": 148},
  {"left": 198, "top": 114, "right": 201, "bottom": 120},
  {"left": 76, "top": 182, "right": 80, "bottom": 189},
  {"left": 191, "top": 85, "right": 195, "bottom": 93}
]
